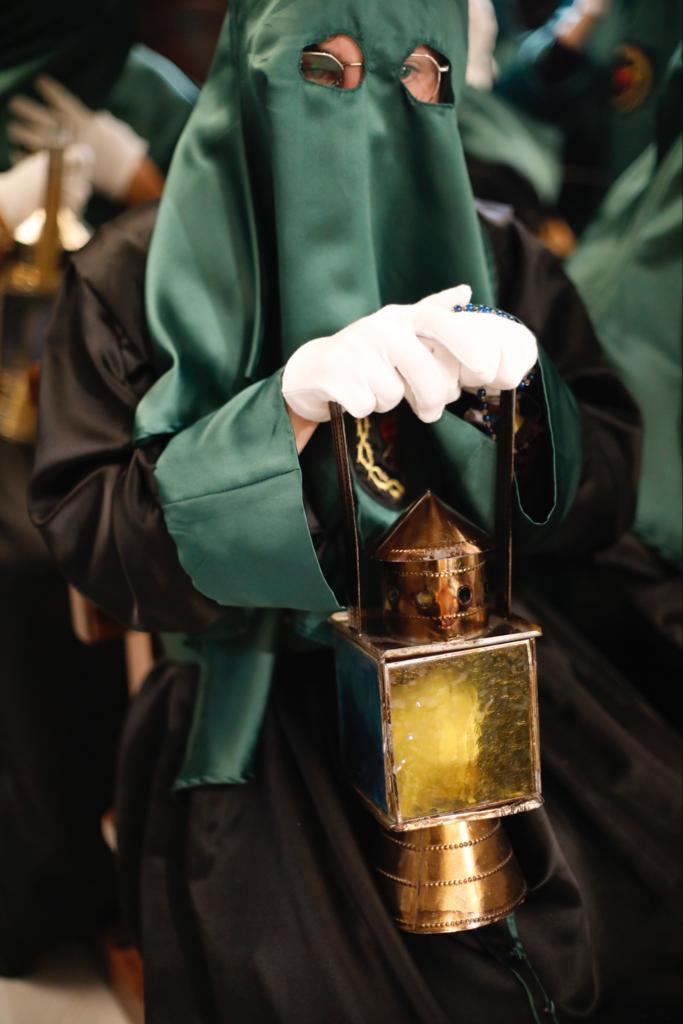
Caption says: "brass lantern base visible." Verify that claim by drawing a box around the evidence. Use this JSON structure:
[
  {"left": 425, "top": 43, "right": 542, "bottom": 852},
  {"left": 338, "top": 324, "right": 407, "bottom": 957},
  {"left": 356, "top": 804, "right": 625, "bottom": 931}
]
[{"left": 374, "top": 818, "right": 526, "bottom": 933}]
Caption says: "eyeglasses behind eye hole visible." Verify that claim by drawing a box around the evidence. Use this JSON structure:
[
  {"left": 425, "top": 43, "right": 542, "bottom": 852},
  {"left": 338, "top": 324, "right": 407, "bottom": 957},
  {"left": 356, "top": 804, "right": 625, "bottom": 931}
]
[
  {"left": 300, "top": 48, "right": 450, "bottom": 103},
  {"left": 400, "top": 51, "right": 450, "bottom": 103},
  {"left": 300, "top": 51, "right": 364, "bottom": 89}
]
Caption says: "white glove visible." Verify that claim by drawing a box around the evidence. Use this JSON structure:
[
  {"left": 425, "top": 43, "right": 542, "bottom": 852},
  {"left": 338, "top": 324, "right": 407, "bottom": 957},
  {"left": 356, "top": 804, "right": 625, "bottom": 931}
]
[
  {"left": 282, "top": 285, "right": 537, "bottom": 423},
  {"left": 466, "top": 0, "right": 499, "bottom": 91},
  {"left": 0, "top": 144, "right": 94, "bottom": 233},
  {"left": 7, "top": 76, "right": 148, "bottom": 202}
]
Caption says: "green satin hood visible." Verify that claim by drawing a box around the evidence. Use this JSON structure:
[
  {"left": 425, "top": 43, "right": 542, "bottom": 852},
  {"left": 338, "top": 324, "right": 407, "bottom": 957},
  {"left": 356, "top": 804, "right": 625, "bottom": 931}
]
[{"left": 136, "top": 0, "right": 494, "bottom": 441}]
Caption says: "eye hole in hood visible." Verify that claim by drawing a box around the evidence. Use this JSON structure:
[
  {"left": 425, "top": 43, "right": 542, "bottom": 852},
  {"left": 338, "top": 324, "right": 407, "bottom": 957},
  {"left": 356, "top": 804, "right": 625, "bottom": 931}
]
[
  {"left": 401, "top": 45, "right": 452, "bottom": 104},
  {"left": 300, "top": 34, "right": 365, "bottom": 90}
]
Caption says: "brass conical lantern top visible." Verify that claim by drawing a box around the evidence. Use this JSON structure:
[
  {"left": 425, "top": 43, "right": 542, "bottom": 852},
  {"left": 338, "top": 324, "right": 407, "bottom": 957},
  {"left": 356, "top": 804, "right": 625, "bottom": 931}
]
[
  {"left": 373, "top": 492, "right": 491, "bottom": 643},
  {"left": 373, "top": 492, "right": 490, "bottom": 563}
]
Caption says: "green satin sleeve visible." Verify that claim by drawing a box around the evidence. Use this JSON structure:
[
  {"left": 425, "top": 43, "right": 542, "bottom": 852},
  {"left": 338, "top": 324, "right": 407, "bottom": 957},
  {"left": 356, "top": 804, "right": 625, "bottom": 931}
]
[
  {"left": 430, "top": 347, "right": 582, "bottom": 547},
  {"left": 104, "top": 45, "right": 198, "bottom": 175},
  {"left": 164, "top": 613, "right": 280, "bottom": 788},
  {"left": 153, "top": 370, "right": 341, "bottom": 614},
  {"left": 84, "top": 46, "right": 198, "bottom": 227}
]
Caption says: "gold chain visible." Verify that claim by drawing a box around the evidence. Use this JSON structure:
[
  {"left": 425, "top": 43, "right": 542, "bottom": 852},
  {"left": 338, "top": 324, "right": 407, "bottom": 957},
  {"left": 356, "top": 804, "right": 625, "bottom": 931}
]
[{"left": 355, "top": 417, "right": 406, "bottom": 501}]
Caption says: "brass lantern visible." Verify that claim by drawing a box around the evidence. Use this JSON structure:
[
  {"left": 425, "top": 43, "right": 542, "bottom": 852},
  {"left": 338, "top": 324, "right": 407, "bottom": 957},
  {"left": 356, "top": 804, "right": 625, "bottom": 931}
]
[
  {"left": 330, "top": 399, "right": 543, "bottom": 935},
  {"left": 0, "top": 145, "right": 90, "bottom": 442}
]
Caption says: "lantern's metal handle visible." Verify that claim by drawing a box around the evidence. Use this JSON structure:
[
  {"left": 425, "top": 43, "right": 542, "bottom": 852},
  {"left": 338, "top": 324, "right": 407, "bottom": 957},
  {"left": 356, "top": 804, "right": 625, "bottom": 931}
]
[
  {"left": 330, "top": 388, "right": 517, "bottom": 631},
  {"left": 495, "top": 389, "right": 516, "bottom": 619},
  {"left": 329, "top": 401, "right": 363, "bottom": 632}
]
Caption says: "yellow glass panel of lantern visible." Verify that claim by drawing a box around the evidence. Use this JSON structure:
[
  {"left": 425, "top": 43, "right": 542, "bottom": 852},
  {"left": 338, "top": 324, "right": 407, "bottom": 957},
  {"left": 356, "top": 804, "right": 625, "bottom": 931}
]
[{"left": 389, "top": 644, "right": 534, "bottom": 820}]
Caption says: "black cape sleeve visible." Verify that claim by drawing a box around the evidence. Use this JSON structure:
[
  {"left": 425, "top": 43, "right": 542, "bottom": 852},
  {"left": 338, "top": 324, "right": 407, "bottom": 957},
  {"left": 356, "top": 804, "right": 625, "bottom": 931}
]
[
  {"left": 28, "top": 203, "right": 224, "bottom": 634},
  {"left": 478, "top": 202, "right": 641, "bottom": 556}
]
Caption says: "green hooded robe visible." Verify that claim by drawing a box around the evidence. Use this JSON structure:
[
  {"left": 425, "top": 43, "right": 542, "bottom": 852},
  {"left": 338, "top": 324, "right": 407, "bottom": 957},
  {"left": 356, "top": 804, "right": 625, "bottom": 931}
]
[{"left": 134, "top": 0, "right": 584, "bottom": 789}]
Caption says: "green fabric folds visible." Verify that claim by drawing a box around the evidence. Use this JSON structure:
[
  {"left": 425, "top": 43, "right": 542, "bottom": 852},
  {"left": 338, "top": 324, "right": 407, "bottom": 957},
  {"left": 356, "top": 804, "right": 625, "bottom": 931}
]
[
  {"left": 137, "top": 0, "right": 581, "bottom": 788},
  {"left": 163, "top": 615, "right": 280, "bottom": 789},
  {"left": 156, "top": 371, "right": 338, "bottom": 612},
  {"left": 568, "top": 48, "right": 682, "bottom": 565}
]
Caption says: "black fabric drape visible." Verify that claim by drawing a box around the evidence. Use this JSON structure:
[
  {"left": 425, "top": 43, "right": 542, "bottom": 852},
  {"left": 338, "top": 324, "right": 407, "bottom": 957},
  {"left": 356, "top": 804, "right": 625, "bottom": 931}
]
[
  {"left": 0, "top": 439, "right": 128, "bottom": 976},
  {"left": 114, "top": 641, "right": 681, "bottom": 1024},
  {"left": 29, "top": 204, "right": 223, "bottom": 635},
  {"left": 481, "top": 200, "right": 641, "bottom": 555}
]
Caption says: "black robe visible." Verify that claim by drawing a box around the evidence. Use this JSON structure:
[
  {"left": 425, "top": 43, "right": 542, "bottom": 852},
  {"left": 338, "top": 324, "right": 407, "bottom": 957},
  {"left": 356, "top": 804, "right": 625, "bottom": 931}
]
[
  {"left": 0, "top": 381, "right": 128, "bottom": 979},
  {"left": 28, "top": 202, "right": 681, "bottom": 1023}
]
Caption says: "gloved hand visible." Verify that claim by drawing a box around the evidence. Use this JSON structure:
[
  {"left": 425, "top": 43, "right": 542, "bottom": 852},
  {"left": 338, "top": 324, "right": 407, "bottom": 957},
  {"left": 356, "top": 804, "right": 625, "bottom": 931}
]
[
  {"left": 420, "top": 290, "right": 538, "bottom": 397},
  {"left": 282, "top": 285, "right": 538, "bottom": 423},
  {"left": 0, "top": 144, "right": 94, "bottom": 233},
  {"left": 8, "top": 76, "right": 148, "bottom": 202}
]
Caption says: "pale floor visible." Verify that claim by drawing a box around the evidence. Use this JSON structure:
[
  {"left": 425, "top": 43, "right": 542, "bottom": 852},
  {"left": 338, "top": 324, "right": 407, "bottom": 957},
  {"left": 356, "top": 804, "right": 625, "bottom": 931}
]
[{"left": 0, "top": 946, "right": 129, "bottom": 1024}]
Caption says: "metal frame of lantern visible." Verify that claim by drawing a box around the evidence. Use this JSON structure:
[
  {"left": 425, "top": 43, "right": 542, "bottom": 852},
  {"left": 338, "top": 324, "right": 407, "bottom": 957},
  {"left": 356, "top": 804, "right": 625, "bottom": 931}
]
[{"left": 332, "top": 611, "right": 543, "bottom": 833}]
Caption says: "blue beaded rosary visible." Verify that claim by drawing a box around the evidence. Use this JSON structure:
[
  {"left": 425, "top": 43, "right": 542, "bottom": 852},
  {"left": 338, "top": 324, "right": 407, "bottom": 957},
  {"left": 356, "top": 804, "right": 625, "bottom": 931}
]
[{"left": 451, "top": 302, "right": 522, "bottom": 324}]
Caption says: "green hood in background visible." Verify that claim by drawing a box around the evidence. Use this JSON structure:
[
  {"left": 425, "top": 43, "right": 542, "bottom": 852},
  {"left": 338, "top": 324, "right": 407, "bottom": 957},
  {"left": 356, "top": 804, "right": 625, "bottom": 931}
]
[
  {"left": 136, "top": 0, "right": 493, "bottom": 441},
  {"left": 568, "top": 46, "right": 682, "bottom": 565}
]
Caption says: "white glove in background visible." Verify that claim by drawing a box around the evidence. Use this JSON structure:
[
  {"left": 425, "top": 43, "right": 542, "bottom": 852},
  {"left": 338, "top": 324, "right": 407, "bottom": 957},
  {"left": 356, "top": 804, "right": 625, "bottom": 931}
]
[
  {"left": 466, "top": 0, "right": 499, "bottom": 91},
  {"left": 8, "top": 76, "right": 148, "bottom": 202},
  {"left": 0, "top": 144, "right": 94, "bottom": 233},
  {"left": 282, "top": 285, "right": 538, "bottom": 424}
]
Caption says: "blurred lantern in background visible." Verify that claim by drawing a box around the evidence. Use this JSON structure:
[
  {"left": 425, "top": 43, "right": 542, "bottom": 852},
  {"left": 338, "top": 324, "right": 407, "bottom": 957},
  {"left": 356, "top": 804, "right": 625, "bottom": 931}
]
[{"left": 0, "top": 144, "right": 91, "bottom": 442}]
